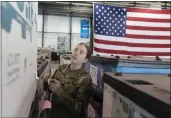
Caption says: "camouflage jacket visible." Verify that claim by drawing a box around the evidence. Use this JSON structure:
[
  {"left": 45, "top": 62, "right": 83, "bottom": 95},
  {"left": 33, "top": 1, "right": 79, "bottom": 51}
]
[{"left": 49, "top": 64, "right": 92, "bottom": 117}]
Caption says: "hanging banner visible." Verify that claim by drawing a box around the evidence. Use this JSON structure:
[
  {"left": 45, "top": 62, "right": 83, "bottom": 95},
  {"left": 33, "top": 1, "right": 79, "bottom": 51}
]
[
  {"left": 1, "top": 2, "right": 38, "bottom": 117},
  {"left": 80, "top": 19, "right": 90, "bottom": 38}
]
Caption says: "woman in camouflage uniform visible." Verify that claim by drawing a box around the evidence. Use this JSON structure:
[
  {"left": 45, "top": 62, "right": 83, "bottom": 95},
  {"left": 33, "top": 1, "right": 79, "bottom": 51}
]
[{"left": 44, "top": 43, "right": 92, "bottom": 118}]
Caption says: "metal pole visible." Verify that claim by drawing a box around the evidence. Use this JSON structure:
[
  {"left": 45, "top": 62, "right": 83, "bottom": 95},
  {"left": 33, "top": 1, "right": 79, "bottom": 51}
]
[
  {"left": 42, "top": 10, "right": 45, "bottom": 47},
  {"left": 69, "top": 3, "right": 72, "bottom": 51},
  {"left": 90, "top": 16, "right": 93, "bottom": 54}
]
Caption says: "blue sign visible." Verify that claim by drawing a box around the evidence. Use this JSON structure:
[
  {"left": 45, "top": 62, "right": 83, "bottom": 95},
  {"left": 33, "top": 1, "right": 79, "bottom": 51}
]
[{"left": 80, "top": 20, "right": 89, "bottom": 38}]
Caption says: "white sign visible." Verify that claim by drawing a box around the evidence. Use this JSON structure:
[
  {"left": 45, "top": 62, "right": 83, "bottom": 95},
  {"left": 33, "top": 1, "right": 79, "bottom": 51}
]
[
  {"left": 90, "top": 64, "right": 98, "bottom": 86},
  {"left": 1, "top": 2, "right": 38, "bottom": 117}
]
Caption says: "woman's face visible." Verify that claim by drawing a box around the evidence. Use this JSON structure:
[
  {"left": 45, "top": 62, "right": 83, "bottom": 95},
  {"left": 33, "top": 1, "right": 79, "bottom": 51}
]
[{"left": 71, "top": 44, "right": 88, "bottom": 65}]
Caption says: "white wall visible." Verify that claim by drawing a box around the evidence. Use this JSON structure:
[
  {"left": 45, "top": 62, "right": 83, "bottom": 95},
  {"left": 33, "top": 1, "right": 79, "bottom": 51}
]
[
  {"left": 37, "top": 32, "right": 42, "bottom": 47},
  {"left": 37, "top": 15, "right": 42, "bottom": 47},
  {"left": 37, "top": 14, "right": 43, "bottom": 32},
  {"left": 45, "top": 15, "right": 70, "bottom": 33},
  {"left": 37, "top": 15, "right": 90, "bottom": 50}
]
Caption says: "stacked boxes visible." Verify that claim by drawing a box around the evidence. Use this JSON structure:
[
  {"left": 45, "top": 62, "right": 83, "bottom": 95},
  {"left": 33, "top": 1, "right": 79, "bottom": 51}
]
[
  {"left": 103, "top": 73, "right": 170, "bottom": 118},
  {"left": 37, "top": 48, "right": 51, "bottom": 77},
  {"left": 29, "top": 48, "right": 51, "bottom": 118}
]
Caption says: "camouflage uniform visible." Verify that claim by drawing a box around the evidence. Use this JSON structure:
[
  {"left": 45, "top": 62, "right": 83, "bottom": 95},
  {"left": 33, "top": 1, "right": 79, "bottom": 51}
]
[{"left": 48, "top": 64, "right": 92, "bottom": 118}]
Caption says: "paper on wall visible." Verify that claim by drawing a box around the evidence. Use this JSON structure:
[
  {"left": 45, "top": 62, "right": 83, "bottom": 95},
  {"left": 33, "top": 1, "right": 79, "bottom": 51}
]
[{"left": 90, "top": 64, "right": 98, "bottom": 86}]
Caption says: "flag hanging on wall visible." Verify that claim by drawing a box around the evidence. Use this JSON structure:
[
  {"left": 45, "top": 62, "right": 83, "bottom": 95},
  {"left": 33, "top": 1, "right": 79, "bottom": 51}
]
[{"left": 93, "top": 3, "right": 171, "bottom": 58}]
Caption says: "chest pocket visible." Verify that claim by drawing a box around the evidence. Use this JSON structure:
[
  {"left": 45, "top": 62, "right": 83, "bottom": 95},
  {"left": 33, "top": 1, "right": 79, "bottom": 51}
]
[{"left": 62, "top": 76, "right": 87, "bottom": 97}]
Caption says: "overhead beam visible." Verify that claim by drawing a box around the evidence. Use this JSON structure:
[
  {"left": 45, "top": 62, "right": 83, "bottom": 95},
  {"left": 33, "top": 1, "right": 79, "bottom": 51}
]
[{"left": 38, "top": 11, "right": 92, "bottom": 18}]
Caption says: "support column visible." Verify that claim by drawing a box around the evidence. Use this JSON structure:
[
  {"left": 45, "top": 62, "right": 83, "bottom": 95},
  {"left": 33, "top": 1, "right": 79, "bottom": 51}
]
[
  {"left": 42, "top": 10, "right": 45, "bottom": 47},
  {"left": 69, "top": 2, "right": 72, "bottom": 51},
  {"left": 90, "top": 16, "right": 94, "bottom": 54}
]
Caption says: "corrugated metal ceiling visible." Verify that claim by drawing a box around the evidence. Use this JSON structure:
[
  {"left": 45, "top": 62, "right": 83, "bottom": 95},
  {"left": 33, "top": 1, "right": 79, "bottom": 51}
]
[{"left": 38, "top": 1, "right": 171, "bottom": 18}]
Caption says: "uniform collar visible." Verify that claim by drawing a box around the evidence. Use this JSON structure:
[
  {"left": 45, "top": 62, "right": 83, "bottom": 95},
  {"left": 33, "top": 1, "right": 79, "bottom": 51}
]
[{"left": 68, "top": 64, "right": 85, "bottom": 73}]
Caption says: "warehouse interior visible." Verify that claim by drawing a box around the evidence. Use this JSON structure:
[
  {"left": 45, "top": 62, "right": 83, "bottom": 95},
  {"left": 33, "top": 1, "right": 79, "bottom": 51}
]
[
  {"left": 37, "top": 1, "right": 171, "bottom": 69},
  {"left": 37, "top": 1, "right": 170, "bottom": 51},
  {"left": 1, "top": 1, "right": 171, "bottom": 118}
]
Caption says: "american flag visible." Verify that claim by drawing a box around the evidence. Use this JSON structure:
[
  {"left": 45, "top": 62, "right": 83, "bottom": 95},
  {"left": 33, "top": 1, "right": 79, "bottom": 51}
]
[{"left": 93, "top": 3, "right": 171, "bottom": 58}]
